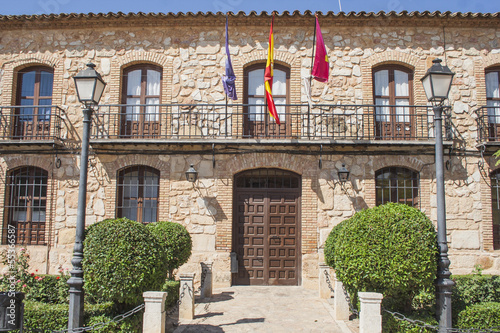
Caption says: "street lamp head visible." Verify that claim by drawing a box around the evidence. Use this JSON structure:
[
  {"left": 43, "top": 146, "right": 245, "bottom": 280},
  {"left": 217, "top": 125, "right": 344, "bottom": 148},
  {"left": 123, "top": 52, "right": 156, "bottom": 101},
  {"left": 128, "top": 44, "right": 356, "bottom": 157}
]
[
  {"left": 185, "top": 164, "right": 198, "bottom": 183},
  {"left": 421, "top": 59, "right": 455, "bottom": 105},
  {"left": 73, "top": 63, "right": 106, "bottom": 106},
  {"left": 338, "top": 164, "right": 350, "bottom": 183}
]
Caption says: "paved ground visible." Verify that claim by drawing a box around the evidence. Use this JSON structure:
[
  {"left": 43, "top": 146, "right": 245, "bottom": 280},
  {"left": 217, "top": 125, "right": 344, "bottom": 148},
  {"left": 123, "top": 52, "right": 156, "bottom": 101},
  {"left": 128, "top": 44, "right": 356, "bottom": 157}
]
[{"left": 172, "top": 286, "right": 356, "bottom": 333}]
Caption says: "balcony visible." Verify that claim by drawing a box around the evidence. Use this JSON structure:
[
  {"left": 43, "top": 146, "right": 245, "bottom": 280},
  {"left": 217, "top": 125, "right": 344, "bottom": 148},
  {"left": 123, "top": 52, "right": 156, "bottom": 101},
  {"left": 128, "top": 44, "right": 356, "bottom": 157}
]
[
  {"left": 91, "top": 104, "right": 451, "bottom": 146},
  {"left": 0, "top": 106, "right": 67, "bottom": 151},
  {"left": 475, "top": 105, "right": 500, "bottom": 146}
]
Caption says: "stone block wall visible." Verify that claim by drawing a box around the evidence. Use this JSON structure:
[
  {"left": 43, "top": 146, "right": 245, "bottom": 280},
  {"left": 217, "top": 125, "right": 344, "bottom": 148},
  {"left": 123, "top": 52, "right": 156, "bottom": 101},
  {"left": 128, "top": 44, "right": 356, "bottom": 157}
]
[{"left": 0, "top": 12, "right": 499, "bottom": 285}]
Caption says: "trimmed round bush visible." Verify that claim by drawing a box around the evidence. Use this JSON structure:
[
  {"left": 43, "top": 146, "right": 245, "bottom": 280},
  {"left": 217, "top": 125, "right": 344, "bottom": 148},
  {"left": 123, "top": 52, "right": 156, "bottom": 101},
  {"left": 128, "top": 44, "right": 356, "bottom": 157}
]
[
  {"left": 458, "top": 302, "right": 500, "bottom": 329},
  {"left": 147, "top": 221, "right": 192, "bottom": 275},
  {"left": 83, "top": 218, "right": 168, "bottom": 306},
  {"left": 323, "top": 221, "right": 346, "bottom": 269},
  {"left": 324, "top": 202, "right": 438, "bottom": 310}
]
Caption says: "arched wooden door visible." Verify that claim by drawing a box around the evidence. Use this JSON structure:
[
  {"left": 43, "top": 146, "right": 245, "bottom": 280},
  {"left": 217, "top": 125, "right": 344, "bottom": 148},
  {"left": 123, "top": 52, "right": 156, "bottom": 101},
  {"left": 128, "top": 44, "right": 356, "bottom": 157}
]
[{"left": 233, "top": 169, "right": 301, "bottom": 285}]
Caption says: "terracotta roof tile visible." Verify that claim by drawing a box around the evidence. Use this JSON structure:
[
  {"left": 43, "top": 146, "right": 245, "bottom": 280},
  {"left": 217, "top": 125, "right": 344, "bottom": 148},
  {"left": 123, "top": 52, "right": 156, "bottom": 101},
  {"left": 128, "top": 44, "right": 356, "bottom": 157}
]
[{"left": 0, "top": 10, "right": 498, "bottom": 28}]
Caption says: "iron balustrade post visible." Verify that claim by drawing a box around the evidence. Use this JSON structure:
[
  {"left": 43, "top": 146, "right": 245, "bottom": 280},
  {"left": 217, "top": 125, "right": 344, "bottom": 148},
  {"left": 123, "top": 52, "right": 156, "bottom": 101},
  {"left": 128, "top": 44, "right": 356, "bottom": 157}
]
[
  {"left": 433, "top": 105, "right": 454, "bottom": 333},
  {"left": 67, "top": 107, "right": 92, "bottom": 332}
]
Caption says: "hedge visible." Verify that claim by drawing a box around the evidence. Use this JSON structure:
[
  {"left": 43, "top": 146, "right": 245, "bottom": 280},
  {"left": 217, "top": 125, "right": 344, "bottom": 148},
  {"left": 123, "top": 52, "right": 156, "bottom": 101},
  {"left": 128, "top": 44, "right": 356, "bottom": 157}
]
[
  {"left": 457, "top": 302, "right": 500, "bottom": 329},
  {"left": 22, "top": 301, "right": 114, "bottom": 332},
  {"left": 162, "top": 279, "right": 181, "bottom": 308},
  {"left": 452, "top": 272, "right": 500, "bottom": 325},
  {"left": 383, "top": 310, "right": 438, "bottom": 333}
]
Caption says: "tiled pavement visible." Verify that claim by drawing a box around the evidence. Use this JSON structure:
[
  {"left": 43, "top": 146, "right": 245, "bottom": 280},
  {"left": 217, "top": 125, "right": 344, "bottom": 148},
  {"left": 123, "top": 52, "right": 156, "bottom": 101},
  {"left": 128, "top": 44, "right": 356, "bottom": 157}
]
[{"left": 173, "top": 286, "right": 355, "bottom": 333}]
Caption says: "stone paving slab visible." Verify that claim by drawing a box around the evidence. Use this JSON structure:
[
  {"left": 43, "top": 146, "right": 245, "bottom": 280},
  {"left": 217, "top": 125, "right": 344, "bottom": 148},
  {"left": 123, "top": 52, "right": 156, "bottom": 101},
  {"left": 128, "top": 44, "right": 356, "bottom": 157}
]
[{"left": 173, "top": 286, "right": 352, "bottom": 333}]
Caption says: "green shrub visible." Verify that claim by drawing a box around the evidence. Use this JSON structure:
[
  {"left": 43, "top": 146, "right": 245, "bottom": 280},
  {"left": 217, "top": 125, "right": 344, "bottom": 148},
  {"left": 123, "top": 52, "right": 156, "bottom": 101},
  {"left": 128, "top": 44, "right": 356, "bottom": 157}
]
[
  {"left": 383, "top": 310, "right": 438, "bottom": 333},
  {"left": 22, "top": 301, "right": 114, "bottom": 332},
  {"left": 411, "top": 288, "right": 436, "bottom": 310},
  {"left": 84, "top": 302, "right": 115, "bottom": 318},
  {"left": 147, "top": 221, "right": 192, "bottom": 276},
  {"left": 25, "top": 273, "right": 69, "bottom": 304},
  {"left": 323, "top": 221, "right": 346, "bottom": 269},
  {"left": 325, "top": 203, "right": 438, "bottom": 311},
  {"left": 85, "top": 310, "right": 143, "bottom": 333},
  {"left": 452, "top": 270, "right": 500, "bottom": 324},
  {"left": 23, "top": 301, "right": 68, "bottom": 331},
  {"left": 83, "top": 218, "right": 168, "bottom": 307},
  {"left": 0, "top": 247, "right": 70, "bottom": 304},
  {"left": 161, "top": 279, "right": 180, "bottom": 308},
  {"left": 0, "top": 248, "right": 33, "bottom": 294},
  {"left": 457, "top": 302, "right": 500, "bottom": 329}
]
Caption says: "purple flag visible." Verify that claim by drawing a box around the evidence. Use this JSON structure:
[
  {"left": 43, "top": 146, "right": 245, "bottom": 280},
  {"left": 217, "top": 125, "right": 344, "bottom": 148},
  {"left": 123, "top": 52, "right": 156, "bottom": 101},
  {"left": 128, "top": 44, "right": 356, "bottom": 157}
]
[{"left": 222, "top": 16, "right": 237, "bottom": 100}]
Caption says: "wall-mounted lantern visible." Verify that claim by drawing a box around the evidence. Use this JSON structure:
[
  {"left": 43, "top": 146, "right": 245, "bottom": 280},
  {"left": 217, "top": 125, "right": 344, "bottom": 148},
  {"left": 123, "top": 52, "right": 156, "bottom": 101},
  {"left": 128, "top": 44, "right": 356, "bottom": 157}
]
[
  {"left": 185, "top": 164, "right": 198, "bottom": 183},
  {"left": 338, "top": 164, "right": 350, "bottom": 183}
]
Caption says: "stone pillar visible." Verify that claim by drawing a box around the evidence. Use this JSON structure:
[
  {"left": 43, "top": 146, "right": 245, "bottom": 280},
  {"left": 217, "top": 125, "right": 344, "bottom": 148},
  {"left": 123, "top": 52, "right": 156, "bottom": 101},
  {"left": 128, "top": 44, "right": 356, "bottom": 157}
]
[
  {"left": 358, "top": 292, "right": 383, "bottom": 333},
  {"left": 200, "top": 262, "right": 213, "bottom": 298},
  {"left": 179, "top": 273, "right": 195, "bottom": 320},
  {"left": 334, "top": 279, "right": 350, "bottom": 320},
  {"left": 318, "top": 263, "right": 333, "bottom": 299},
  {"left": 143, "top": 291, "right": 168, "bottom": 333}
]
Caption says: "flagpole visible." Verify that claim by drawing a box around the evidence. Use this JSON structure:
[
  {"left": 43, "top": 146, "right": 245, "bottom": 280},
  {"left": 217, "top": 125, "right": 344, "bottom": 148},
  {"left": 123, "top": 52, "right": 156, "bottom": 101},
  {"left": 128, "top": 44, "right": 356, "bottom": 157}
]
[
  {"left": 310, "top": 14, "right": 317, "bottom": 84},
  {"left": 225, "top": 94, "right": 228, "bottom": 138},
  {"left": 308, "top": 14, "right": 318, "bottom": 138},
  {"left": 225, "top": 12, "right": 229, "bottom": 138}
]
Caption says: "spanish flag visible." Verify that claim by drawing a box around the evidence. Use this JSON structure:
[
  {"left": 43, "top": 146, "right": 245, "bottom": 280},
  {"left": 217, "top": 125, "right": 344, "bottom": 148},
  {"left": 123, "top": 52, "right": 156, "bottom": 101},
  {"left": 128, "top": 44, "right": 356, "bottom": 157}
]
[{"left": 265, "top": 14, "right": 280, "bottom": 125}]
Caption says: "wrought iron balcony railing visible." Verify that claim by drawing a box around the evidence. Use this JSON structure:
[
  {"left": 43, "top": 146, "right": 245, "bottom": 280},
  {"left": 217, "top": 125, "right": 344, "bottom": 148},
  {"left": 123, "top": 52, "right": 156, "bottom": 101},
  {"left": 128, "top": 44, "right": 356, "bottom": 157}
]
[
  {"left": 91, "top": 104, "right": 450, "bottom": 142},
  {"left": 0, "top": 106, "right": 65, "bottom": 141},
  {"left": 474, "top": 105, "right": 500, "bottom": 143}
]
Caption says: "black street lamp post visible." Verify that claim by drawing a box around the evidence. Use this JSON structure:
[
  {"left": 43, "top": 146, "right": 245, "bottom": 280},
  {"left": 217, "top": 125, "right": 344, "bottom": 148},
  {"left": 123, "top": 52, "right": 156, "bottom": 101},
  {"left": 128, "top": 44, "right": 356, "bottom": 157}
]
[
  {"left": 421, "top": 58, "right": 455, "bottom": 333},
  {"left": 68, "top": 63, "right": 106, "bottom": 331}
]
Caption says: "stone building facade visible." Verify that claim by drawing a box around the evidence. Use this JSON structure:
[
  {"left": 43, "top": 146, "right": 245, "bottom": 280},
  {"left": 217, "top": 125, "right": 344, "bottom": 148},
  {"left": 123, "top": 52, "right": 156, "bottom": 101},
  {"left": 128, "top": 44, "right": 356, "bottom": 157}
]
[{"left": 0, "top": 11, "right": 499, "bottom": 289}]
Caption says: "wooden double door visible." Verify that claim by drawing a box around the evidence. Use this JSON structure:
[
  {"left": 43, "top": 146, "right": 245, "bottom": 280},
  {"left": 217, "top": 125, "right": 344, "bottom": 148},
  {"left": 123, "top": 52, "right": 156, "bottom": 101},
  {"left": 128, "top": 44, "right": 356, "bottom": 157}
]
[{"left": 233, "top": 174, "right": 301, "bottom": 285}]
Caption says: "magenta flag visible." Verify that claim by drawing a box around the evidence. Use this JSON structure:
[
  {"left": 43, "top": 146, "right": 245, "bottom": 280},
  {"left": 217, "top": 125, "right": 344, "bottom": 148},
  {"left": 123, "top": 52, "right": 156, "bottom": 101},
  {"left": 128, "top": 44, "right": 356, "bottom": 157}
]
[{"left": 311, "top": 17, "right": 329, "bottom": 83}]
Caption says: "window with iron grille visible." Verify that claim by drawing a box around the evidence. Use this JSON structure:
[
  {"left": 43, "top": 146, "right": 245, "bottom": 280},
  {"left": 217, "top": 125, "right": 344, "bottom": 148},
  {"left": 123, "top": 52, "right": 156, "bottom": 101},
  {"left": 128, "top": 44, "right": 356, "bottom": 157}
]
[
  {"left": 490, "top": 170, "right": 500, "bottom": 249},
  {"left": 235, "top": 168, "right": 300, "bottom": 189},
  {"left": 116, "top": 166, "right": 159, "bottom": 223},
  {"left": 4, "top": 166, "right": 48, "bottom": 245},
  {"left": 375, "top": 167, "right": 419, "bottom": 207}
]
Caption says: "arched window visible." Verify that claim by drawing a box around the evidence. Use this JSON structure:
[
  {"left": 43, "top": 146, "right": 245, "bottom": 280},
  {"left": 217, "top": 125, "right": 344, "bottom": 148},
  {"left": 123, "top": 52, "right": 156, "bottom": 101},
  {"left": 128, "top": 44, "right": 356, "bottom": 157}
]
[
  {"left": 485, "top": 67, "right": 500, "bottom": 139},
  {"left": 116, "top": 166, "right": 159, "bottom": 223},
  {"left": 234, "top": 168, "right": 300, "bottom": 189},
  {"left": 4, "top": 166, "right": 48, "bottom": 245},
  {"left": 375, "top": 167, "right": 419, "bottom": 207},
  {"left": 373, "top": 65, "right": 414, "bottom": 139},
  {"left": 121, "top": 64, "right": 162, "bottom": 138},
  {"left": 15, "top": 66, "right": 54, "bottom": 139},
  {"left": 490, "top": 170, "right": 500, "bottom": 249},
  {"left": 243, "top": 63, "right": 290, "bottom": 138}
]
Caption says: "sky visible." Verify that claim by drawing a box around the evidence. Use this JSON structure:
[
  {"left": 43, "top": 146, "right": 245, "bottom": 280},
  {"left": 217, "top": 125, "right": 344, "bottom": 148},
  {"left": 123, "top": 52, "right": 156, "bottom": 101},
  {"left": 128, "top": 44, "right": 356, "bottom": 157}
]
[{"left": 0, "top": 0, "right": 498, "bottom": 16}]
